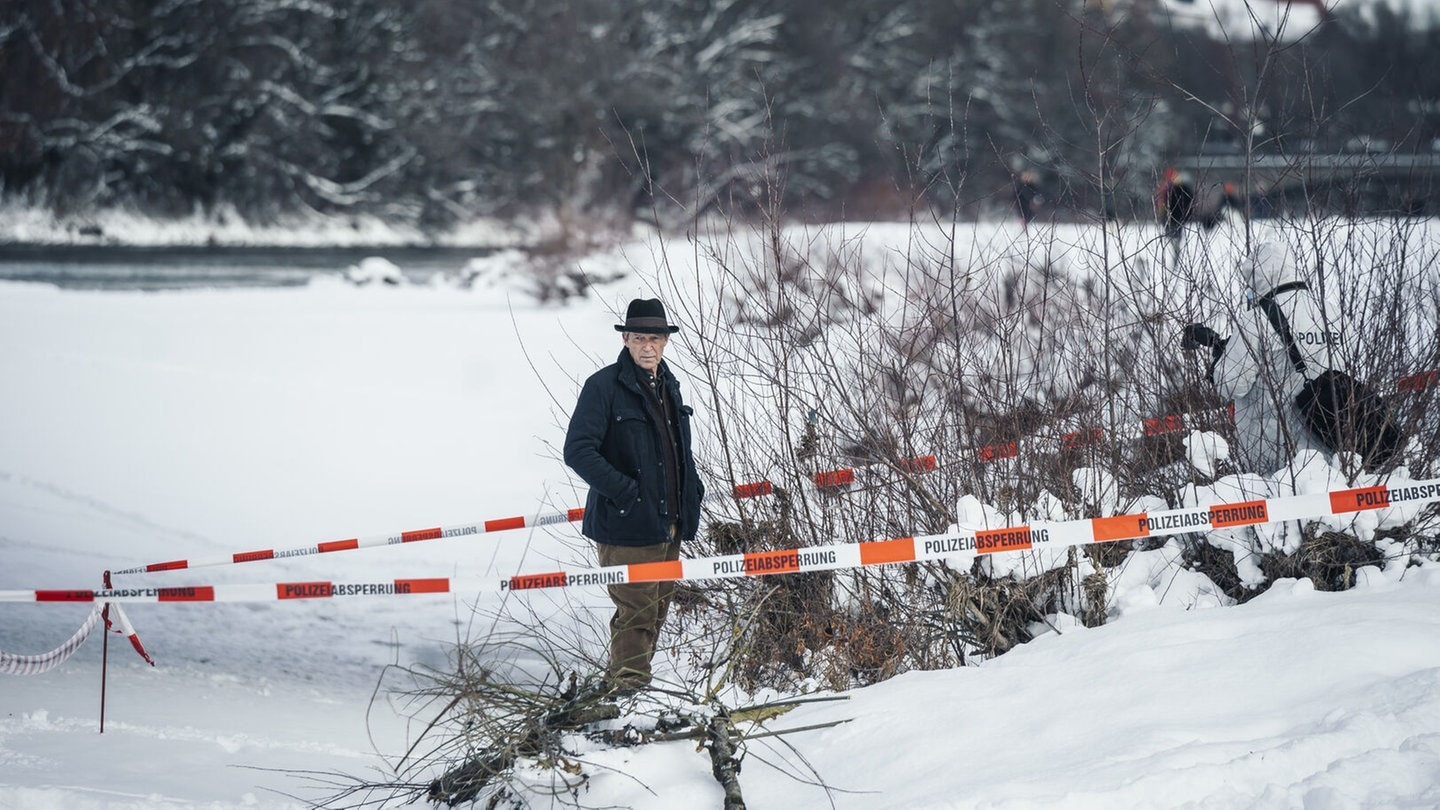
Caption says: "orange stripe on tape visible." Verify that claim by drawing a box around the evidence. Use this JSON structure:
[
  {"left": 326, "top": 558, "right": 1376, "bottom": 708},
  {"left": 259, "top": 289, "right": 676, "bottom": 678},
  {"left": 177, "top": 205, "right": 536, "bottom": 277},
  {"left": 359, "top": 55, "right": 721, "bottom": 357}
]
[
  {"left": 900, "top": 455, "right": 938, "bottom": 473},
  {"left": 567, "top": 507, "right": 586, "bottom": 521},
  {"left": 1209, "top": 500, "right": 1269, "bottom": 528},
  {"left": 159, "top": 586, "right": 215, "bottom": 602},
  {"left": 147, "top": 560, "right": 188, "bottom": 572},
  {"left": 1063, "top": 428, "right": 1103, "bottom": 449},
  {"left": 978, "top": 442, "right": 1019, "bottom": 462},
  {"left": 277, "top": 581, "right": 333, "bottom": 599},
  {"left": 485, "top": 516, "right": 525, "bottom": 532},
  {"left": 401, "top": 527, "right": 443, "bottom": 542},
  {"left": 1143, "top": 414, "right": 1185, "bottom": 436},
  {"left": 233, "top": 549, "right": 274, "bottom": 563},
  {"left": 509, "top": 571, "right": 568, "bottom": 590},
  {"left": 744, "top": 549, "right": 802, "bottom": 575},
  {"left": 733, "top": 481, "right": 773, "bottom": 499},
  {"left": 1092, "top": 514, "right": 1147, "bottom": 542},
  {"left": 814, "top": 469, "right": 855, "bottom": 488},
  {"left": 397, "top": 578, "right": 450, "bottom": 594},
  {"left": 319, "top": 538, "right": 359, "bottom": 553},
  {"left": 630, "top": 560, "right": 683, "bottom": 582},
  {"left": 860, "top": 537, "right": 916, "bottom": 566},
  {"left": 1330, "top": 486, "right": 1391, "bottom": 513},
  {"left": 976, "top": 527, "right": 1034, "bottom": 553}
]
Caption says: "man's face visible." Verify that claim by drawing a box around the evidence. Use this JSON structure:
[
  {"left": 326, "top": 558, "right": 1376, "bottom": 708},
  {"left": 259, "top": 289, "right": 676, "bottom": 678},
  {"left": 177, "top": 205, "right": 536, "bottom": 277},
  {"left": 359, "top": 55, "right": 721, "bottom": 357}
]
[{"left": 624, "top": 332, "right": 668, "bottom": 374}]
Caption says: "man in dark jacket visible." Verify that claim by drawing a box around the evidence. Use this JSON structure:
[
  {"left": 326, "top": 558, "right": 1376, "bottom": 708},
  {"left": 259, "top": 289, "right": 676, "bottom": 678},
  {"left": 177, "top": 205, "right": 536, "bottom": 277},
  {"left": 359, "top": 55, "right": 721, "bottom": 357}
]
[
  {"left": 564, "top": 298, "right": 704, "bottom": 692},
  {"left": 1157, "top": 167, "right": 1194, "bottom": 241}
]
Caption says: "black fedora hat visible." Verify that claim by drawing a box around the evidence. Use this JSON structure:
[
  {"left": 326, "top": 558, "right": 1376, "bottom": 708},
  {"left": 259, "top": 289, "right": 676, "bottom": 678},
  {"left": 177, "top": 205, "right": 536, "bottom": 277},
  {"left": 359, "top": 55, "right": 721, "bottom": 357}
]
[{"left": 614, "top": 298, "right": 680, "bottom": 334}]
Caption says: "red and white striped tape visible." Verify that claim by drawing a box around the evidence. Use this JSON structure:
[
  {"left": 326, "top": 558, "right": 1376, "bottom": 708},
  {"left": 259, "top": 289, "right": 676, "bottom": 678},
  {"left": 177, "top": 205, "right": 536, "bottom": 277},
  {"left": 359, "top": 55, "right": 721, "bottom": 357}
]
[
  {"left": 0, "top": 604, "right": 156, "bottom": 675},
  {"left": 972, "top": 405, "right": 1235, "bottom": 462},
  {"left": 971, "top": 369, "right": 1434, "bottom": 462},
  {"left": 105, "top": 369, "right": 1436, "bottom": 579},
  {"left": 0, "top": 604, "right": 105, "bottom": 675},
  {"left": 12, "top": 479, "right": 1437, "bottom": 605},
  {"left": 1397, "top": 370, "right": 1439, "bottom": 392},
  {"left": 103, "top": 461, "right": 924, "bottom": 578},
  {"left": 107, "top": 603, "right": 155, "bottom": 667},
  {"left": 108, "top": 508, "right": 588, "bottom": 576}
]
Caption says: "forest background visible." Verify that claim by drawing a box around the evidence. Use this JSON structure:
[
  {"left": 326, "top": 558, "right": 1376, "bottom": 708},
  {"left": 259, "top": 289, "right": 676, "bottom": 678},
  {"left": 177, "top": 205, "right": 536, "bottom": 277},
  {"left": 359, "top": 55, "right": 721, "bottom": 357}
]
[{"left": 4, "top": 0, "right": 1440, "bottom": 240}]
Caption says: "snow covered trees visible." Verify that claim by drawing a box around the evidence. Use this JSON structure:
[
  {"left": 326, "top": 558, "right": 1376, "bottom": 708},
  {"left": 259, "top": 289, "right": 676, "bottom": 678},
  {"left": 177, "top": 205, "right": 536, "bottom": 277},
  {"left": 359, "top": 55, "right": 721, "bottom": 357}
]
[
  {"left": 3, "top": 0, "right": 1437, "bottom": 228},
  {"left": 2, "top": 1, "right": 418, "bottom": 219}
]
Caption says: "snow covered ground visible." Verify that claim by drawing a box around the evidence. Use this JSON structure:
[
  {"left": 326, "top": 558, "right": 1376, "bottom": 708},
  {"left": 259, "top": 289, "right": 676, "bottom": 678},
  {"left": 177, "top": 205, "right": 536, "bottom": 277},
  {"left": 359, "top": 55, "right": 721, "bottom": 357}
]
[{"left": 3, "top": 223, "right": 1440, "bottom": 809}]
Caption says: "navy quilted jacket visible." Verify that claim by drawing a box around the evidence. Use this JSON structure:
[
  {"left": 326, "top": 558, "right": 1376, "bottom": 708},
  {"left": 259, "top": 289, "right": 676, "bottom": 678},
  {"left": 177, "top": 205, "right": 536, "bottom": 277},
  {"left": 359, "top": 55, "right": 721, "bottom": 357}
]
[{"left": 564, "top": 349, "right": 703, "bottom": 546}]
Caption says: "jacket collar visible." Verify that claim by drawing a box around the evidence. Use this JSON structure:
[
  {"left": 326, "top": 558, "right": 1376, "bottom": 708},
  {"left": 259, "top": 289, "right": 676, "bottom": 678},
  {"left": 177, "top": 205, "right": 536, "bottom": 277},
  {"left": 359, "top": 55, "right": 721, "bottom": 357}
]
[{"left": 615, "top": 348, "right": 674, "bottom": 394}]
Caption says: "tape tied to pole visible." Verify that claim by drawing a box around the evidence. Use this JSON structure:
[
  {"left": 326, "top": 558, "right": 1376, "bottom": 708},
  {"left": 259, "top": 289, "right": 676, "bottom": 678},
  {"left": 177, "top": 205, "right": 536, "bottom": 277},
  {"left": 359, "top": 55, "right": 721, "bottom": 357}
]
[{"left": 2, "top": 571, "right": 156, "bottom": 674}]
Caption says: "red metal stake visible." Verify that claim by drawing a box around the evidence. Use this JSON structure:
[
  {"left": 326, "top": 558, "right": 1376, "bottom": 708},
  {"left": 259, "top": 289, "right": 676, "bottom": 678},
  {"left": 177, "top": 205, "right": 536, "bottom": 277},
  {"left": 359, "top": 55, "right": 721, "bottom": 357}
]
[{"left": 99, "top": 570, "right": 112, "bottom": 734}]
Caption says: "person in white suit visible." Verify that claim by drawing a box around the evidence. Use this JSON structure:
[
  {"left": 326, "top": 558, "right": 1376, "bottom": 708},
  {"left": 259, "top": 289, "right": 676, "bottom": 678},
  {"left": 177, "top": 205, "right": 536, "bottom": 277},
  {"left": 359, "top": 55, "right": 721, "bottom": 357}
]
[{"left": 1185, "top": 241, "right": 1340, "bottom": 474}]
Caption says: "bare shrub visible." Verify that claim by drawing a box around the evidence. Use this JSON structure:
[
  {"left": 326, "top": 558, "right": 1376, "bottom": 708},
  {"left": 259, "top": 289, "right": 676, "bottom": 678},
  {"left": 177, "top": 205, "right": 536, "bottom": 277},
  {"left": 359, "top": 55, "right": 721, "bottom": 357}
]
[
  {"left": 1259, "top": 524, "right": 1388, "bottom": 592},
  {"left": 645, "top": 197, "right": 1440, "bottom": 694}
]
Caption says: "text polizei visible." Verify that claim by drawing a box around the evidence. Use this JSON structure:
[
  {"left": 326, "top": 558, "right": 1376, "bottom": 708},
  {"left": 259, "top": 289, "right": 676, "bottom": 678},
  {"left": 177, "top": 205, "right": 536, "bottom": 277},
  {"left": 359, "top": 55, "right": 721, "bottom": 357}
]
[
  {"left": 711, "top": 548, "right": 840, "bottom": 576},
  {"left": 1349, "top": 482, "right": 1440, "bottom": 509}
]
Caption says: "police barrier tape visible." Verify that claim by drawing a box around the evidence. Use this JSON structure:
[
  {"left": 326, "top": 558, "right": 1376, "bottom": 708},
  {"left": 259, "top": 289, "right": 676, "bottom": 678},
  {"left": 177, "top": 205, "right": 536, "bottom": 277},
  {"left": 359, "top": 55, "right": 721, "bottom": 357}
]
[
  {"left": 106, "top": 370, "right": 1437, "bottom": 579},
  {"left": 91, "top": 415, "right": 1225, "bottom": 576},
  {"left": 0, "top": 603, "right": 153, "bottom": 675},
  {"left": 975, "top": 404, "right": 1234, "bottom": 462},
  {"left": 105, "top": 455, "right": 939, "bottom": 577},
  {"left": 0, "top": 604, "right": 104, "bottom": 675},
  {"left": 11, "top": 479, "right": 1438, "bottom": 605},
  {"left": 95, "top": 450, "right": 1051, "bottom": 577},
  {"left": 108, "top": 507, "right": 589, "bottom": 576},
  {"left": 971, "top": 369, "right": 1435, "bottom": 462},
  {"left": 109, "top": 603, "right": 155, "bottom": 667}
]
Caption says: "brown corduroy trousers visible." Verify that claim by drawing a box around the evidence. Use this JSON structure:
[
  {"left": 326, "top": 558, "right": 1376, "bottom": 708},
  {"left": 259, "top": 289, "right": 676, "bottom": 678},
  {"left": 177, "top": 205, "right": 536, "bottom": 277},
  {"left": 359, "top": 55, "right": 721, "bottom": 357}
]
[{"left": 596, "top": 536, "right": 682, "bottom": 688}]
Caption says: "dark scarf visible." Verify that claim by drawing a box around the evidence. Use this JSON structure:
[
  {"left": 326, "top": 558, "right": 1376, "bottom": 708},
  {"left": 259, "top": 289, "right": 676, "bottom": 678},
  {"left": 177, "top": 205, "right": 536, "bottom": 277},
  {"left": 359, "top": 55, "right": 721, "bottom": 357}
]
[{"left": 640, "top": 368, "right": 684, "bottom": 530}]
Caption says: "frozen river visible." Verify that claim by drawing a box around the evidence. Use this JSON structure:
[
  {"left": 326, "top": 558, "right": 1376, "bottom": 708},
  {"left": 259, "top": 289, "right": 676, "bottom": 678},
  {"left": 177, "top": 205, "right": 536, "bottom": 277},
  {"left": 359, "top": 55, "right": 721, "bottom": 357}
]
[{"left": 0, "top": 244, "right": 491, "bottom": 290}]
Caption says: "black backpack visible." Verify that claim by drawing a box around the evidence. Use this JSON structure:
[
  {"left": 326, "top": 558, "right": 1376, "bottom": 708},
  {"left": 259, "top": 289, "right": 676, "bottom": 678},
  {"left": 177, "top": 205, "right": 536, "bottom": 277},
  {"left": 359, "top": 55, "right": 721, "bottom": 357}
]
[{"left": 1256, "top": 287, "right": 1401, "bottom": 472}]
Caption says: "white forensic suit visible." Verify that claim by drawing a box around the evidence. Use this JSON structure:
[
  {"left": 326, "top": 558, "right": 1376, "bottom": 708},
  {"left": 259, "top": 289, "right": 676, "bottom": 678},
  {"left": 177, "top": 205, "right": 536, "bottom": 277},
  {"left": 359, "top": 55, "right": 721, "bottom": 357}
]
[{"left": 1211, "top": 242, "right": 1346, "bottom": 474}]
